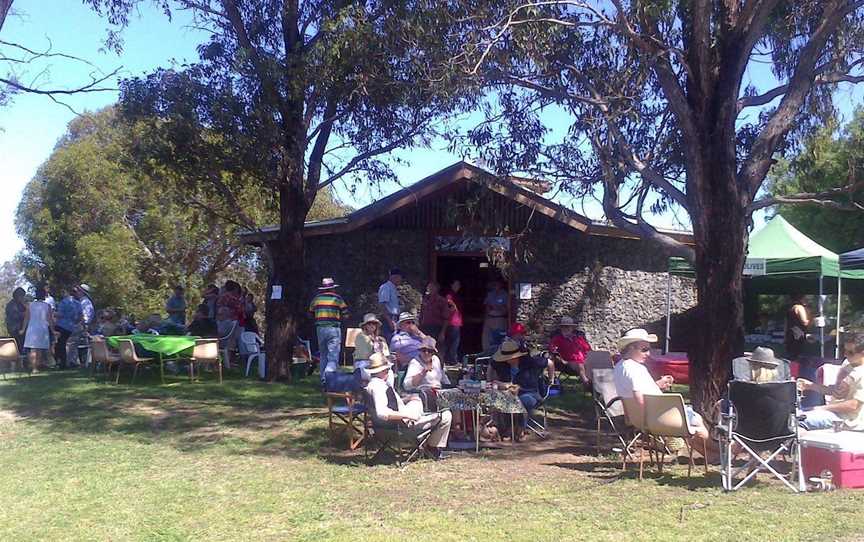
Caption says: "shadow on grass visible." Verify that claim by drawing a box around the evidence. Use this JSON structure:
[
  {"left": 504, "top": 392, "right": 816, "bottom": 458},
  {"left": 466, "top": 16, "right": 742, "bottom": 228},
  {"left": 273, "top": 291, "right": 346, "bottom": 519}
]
[{"left": 0, "top": 368, "right": 333, "bottom": 459}]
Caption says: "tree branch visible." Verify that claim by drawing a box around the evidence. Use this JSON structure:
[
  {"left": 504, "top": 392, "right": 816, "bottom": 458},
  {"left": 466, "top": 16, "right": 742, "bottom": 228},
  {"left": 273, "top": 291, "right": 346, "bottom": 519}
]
[
  {"left": 749, "top": 180, "right": 864, "bottom": 212},
  {"left": 737, "top": 57, "right": 864, "bottom": 111}
]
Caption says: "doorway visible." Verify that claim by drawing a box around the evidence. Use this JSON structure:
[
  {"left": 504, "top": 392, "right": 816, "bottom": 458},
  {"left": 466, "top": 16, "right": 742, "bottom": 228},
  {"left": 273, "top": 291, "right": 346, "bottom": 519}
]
[{"left": 435, "top": 254, "right": 508, "bottom": 355}]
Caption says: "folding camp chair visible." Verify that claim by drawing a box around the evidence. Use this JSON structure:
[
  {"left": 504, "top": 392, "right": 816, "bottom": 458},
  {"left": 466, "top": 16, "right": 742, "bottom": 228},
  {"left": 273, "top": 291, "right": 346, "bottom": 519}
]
[
  {"left": 732, "top": 356, "right": 791, "bottom": 382},
  {"left": 325, "top": 391, "right": 367, "bottom": 450},
  {"left": 716, "top": 380, "right": 805, "bottom": 492},
  {"left": 590, "top": 367, "right": 633, "bottom": 458},
  {"left": 363, "top": 391, "right": 439, "bottom": 467},
  {"left": 526, "top": 372, "right": 560, "bottom": 439}
]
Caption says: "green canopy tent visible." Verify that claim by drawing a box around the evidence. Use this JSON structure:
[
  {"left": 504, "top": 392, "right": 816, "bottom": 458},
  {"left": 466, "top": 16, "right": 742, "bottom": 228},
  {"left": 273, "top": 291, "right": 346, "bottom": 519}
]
[{"left": 666, "top": 215, "right": 864, "bottom": 358}]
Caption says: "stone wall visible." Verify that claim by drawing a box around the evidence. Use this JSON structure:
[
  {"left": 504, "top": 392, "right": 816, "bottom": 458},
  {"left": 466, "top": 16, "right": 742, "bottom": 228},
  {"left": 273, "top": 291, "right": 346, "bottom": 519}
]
[{"left": 295, "top": 226, "right": 698, "bottom": 351}]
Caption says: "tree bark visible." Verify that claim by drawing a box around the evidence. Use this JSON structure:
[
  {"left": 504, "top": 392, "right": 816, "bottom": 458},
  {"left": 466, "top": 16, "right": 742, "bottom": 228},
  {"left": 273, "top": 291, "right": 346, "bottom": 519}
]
[
  {"left": 264, "top": 184, "right": 309, "bottom": 382},
  {"left": 686, "top": 157, "right": 749, "bottom": 414}
]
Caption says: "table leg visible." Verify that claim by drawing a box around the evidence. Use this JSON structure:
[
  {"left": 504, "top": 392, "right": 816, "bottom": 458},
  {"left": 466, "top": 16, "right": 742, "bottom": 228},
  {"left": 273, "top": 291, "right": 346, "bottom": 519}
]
[
  {"left": 159, "top": 353, "right": 165, "bottom": 385},
  {"left": 475, "top": 408, "right": 480, "bottom": 453}
]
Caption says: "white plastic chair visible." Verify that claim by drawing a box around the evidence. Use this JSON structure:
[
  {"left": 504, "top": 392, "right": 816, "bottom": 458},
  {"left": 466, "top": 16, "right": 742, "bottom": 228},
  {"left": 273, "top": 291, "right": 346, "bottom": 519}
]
[{"left": 241, "top": 331, "right": 265, "bottom": 377}]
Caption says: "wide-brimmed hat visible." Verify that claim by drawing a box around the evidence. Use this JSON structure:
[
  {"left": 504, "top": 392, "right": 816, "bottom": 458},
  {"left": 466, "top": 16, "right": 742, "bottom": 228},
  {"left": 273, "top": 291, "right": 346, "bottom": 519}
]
[
  {"left": 617, "top": 329, "right": 658, "bottom": 350},
  {"left": 318, "top": 277, "right": 339, "bottom": 290},
  {"left": 559, "top": 316, "right": 577, "bottom": 327},
  {"left": 78, "top": 283, "right": 93, "bottom": 296},
  {"left": 734, "top": 346, "right": 782, "bottom": 367},
  {"left": 419, "top": 337, "right": 438, "bottom": 353},
  {"left": 397, "top": 311, "right": 417, "bottom": 325},
  {"left": 361, "top": 313, "right": 382, "bottom": 327},
  {"left": 366, "top": 353, "right": 392, "bottom": 374},
  {"left": 493, "top": 339, "right": 528, "bottom": 362}
]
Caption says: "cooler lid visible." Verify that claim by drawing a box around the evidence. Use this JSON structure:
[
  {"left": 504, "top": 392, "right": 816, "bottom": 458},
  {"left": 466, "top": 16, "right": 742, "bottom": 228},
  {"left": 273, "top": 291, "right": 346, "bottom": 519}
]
[{"left": 800, "top": 430, "right": 864, "bottom": 452}]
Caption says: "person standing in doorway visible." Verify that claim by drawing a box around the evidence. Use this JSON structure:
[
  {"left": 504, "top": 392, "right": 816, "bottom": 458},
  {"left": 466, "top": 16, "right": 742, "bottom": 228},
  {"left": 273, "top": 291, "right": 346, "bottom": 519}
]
[
  {"left": 5, "top": 287, "right": 27, "bottom": 350},
  {"left": 378, "top": 268, "right": 402, "bottom": 342},
  {"left": 419, "top": 281, "right": 451, "bottom": 345},
  {"left": 785, "top": 294, "right": 810, "bottom": 361},
  {"left": 165, "top": 285, "right": 188, "bottom": 327},
  {"left": 24, "top": 286, "right": 53, "bottom": 373},
  {"left": 443, "top": 280, "right": 463, "bottom": 365},
  {"left": 483, "top": 279, "right": 508, "bottom": 351},
  {"left": 309, "top": 277, "right": 349, "bottom": 386}
]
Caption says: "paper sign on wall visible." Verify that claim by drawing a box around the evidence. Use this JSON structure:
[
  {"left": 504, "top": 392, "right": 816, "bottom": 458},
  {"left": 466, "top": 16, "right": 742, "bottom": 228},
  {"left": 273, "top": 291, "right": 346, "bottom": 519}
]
[
  {"left": 519, "top": 283, "right": 532, "bottom": 300},
  {"left": 271, "top": 285, "right": 283, "bottom": 300}
]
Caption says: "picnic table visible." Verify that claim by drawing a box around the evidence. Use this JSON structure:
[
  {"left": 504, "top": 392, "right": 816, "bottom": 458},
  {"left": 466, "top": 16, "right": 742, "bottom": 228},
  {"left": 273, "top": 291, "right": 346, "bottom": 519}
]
[
  {"left": 106, "top": 335, "right": 200, "bottom": 383},
  {"left": 437, "top": 387, "right": 526, "bottom": 452}
]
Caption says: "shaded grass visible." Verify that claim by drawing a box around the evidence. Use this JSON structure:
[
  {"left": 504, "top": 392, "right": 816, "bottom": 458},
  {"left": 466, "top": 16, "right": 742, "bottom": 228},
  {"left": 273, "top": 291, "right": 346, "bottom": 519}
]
[{"left": 1, "top": 370, "right": 864, "bottom": 541}]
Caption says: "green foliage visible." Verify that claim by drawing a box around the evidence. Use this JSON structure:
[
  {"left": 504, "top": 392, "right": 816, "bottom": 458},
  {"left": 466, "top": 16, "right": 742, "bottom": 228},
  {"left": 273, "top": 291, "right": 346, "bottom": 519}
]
[
  {"left": 767, "top": 109, "right": 864, "bottom": 253},
  {"left": 15, "top": 107, "right": 349, "bottom": 317}
]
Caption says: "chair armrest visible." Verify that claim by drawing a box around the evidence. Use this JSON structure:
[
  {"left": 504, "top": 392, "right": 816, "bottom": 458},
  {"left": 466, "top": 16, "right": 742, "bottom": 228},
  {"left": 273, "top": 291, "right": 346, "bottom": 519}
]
[{"left": 605, "top": 396, "right": 622, "bottom": 409}]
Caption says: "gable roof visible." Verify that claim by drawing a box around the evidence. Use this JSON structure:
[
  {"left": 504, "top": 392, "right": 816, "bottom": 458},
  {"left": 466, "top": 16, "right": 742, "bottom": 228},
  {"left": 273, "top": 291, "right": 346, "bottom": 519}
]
[{"left": 240, "top": 161, "right": 694, "bottom": 244}]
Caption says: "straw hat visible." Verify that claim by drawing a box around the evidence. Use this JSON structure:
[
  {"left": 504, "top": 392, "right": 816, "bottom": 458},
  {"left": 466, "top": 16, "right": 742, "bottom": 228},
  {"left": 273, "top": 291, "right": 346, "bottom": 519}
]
[
  {"left": 361, "top": 313, "right": 382, "bottom": 328},
  {"left": 78, "top": 283, "right": 93, "bottom": 297},
  {"left": 733, "top": 346, "right": 783, "bottom": 367},
  {"left": 318, "top": 277, "right": 339, "bottom": 290},
  {"left": 397, "top": 311, "right": 417, "bottom": 325},
  {"left": 419, "top": 337, "right": 438, "bottom": 353},
  {"left": 617, "top": 329, "right": 658, "bottom": 350},
  {"left": 366, "top": 353, "right": 392, "bottom": 374},
  {"left": 493, "top": 339, "right": 528, "bottom": 362}
]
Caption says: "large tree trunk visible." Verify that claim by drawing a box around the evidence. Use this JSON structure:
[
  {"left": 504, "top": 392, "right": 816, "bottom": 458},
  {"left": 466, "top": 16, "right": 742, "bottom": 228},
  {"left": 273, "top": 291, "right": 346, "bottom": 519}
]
[
  {"left": 687, "top": 164, "right": 750, "bottom": 415},
  {"left": 264, "top": 185, "right": 309, "bottom": 382}
]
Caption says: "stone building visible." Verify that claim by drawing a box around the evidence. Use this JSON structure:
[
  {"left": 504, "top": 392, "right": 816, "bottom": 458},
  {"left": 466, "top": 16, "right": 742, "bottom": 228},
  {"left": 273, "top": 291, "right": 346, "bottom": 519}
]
[{"left": 242, "top": 162, "right": 697, "bottom": 353}]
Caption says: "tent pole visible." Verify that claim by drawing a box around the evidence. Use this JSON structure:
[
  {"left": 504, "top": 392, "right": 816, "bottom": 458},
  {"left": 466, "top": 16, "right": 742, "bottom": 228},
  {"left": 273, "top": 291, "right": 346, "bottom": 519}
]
[
  {"left": 836, "top": 277, "right": 843, "bottom": 360},
  {"left": 819, "top": 274, "right": 825, "bottom": 358},
  {"left": 665, "top": 271, "right": 672, "bottom": 354}
]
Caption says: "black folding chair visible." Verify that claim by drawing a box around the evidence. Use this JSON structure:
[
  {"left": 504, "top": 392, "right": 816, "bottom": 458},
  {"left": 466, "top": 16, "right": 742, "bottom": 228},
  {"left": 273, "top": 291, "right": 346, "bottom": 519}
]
[
  {"left": 716, "top": 380, "right": 805, "bottom": 492},
  {"left": 363, "top": 390, "right": 439, "bottom": 467}
]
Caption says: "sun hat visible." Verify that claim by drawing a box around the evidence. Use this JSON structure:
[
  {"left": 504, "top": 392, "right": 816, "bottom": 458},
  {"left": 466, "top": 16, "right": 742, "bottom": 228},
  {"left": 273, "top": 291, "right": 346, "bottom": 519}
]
[
  {"left": 78, "top": 283, "right": 93, "bottom": 296},
  {"left": 617, "top": 329, "right": 658, "bottom": 350},
  {"left": 318, "top": 277, "right": 339, "bottom": 290},
  {"left": 493, "top": 339, "right": 528, "bottom": 362},
  {"left": 419, "top": 337, "right": 438, "bottom": 353},
  {"left": 559, "top": 316, "right": 578, "bottom": 327},
  {"left": 397, "top": 311, "right": 417, "bottom": 325},
  {"left": 361, "top": 313, "right": 382, "bottom": 327},
  {"left": 366, "top": 353, "right": 392, "bottom": 374},
  {"left": 509, "top": 322, "right": 526, "bottom": 336},
  {"left": 733, "top": 346, "right": 782, "bottom": 367}
]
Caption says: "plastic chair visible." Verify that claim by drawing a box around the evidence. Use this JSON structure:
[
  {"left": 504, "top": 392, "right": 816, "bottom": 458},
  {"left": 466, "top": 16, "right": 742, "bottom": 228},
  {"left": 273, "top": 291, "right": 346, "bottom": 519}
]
[
  {"left": 189, "top": 339, "right": 222, "bottom": 384},
  {"left": 325, "top": 391, "right": 367, "bottom": 450},
  {"left": 240, "top": 332, "right": 264, "bottom": 377},
  {"left": 0, "top": 338, "right": 25, "bottom": 378},
  {"left": 90, "top": 337, "right": 121, "bottom": 383},
  {"left": 590, "top": 367, "right": 633, "bottom": 458},
  {"left": 584, "top": 350, "right": 613, "bottom": 375},
  {"left": 218, "top": 320, "right": 238, "bottom": 369},
  {"left": 116, "top": 339, "right": 154, "bottom": 384}
]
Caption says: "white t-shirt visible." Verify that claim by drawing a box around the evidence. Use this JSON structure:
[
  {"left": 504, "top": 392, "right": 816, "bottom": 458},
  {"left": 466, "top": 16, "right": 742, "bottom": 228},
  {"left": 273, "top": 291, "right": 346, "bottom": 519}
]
[
  {"left": 404, "top": 355, "right": 451, "bottom": 391},
  {"left": 613, "top": 358, "right": 661, "bottom": 398},
  {"left": 832, "top": 361, "right": 864, "bottom": 431}
]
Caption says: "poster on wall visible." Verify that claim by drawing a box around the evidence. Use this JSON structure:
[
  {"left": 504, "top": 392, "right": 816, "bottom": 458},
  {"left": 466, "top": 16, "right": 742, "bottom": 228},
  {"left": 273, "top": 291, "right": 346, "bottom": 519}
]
[{"left": 519, "top": 283, "right": 532, "bottom": 300}]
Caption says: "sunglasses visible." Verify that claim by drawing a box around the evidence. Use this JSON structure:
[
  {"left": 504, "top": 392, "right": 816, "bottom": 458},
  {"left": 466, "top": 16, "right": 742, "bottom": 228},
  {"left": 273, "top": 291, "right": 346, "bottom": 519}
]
[{"left": 639, "top": 346, "right": 651, "bottom": 353}]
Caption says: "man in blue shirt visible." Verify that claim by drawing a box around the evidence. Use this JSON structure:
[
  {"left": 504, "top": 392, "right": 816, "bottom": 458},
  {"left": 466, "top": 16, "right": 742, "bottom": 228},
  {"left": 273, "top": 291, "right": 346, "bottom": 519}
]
[
  {"left": 378, "top": 268, "right": 402, "bottom": 342},
  {"left": 389, "top": 312, "right": 427, "bottom": 370},
  {"left": 55, "top": 287, "right": 83, "bottom": 369}
]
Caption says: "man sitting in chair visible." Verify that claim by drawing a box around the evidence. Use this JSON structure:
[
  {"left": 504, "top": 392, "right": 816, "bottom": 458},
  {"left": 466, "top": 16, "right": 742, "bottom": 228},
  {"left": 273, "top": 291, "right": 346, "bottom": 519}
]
[
  {"left": 612, "top": 328, "right": 717, "bottom": 461},
  {"left": 798, "top": 332, "right": 864, "bottom": 431},
  {"left": 365, "top": 353, "right": 452, "bottom": 459},
  {"left": 488, "top": 339, "right": 555, "bottom": 440}
]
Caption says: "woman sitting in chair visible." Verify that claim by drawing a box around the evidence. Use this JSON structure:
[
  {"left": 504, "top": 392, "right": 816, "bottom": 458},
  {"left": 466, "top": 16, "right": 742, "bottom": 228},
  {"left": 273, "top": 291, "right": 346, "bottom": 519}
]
[
  {"left": 404, "top": 337, "right": 450, "bottom": 392},
  {"left": 365, "top": 353, "right": 452, "bottom": 459},
  {"left": 353, "top": 313, "right": 391, "bottom": 385},
  {"left": 612, "top": 328, "right": 717, "bottom": 461}
]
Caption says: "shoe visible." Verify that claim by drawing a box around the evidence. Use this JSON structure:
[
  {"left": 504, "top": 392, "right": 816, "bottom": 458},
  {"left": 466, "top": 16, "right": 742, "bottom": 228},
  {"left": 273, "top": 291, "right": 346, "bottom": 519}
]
[{"left": 432, "top": 449, "right": 451, "bottom": 461}]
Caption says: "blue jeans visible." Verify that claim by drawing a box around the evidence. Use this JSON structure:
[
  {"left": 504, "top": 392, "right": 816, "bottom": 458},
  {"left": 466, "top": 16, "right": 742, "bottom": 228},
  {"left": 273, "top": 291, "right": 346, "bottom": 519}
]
[
  {"left": 518, "top": 392, "right": 542, "bottom": 428},
  {"left": 799, "top": 408, "right": 842, "bottom": 430},
  {"left": 324, "top": 370, "right": 358, "bottom": 393},
  {"left": 316, "top": 326, "right": 342, "bottom": 382}
]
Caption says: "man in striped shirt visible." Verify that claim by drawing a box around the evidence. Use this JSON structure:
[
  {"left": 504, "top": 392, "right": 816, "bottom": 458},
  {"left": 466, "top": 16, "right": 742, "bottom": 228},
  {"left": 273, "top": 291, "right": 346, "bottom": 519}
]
[{"left": 309, "top": 277, "right": 349, "bottom": 386}]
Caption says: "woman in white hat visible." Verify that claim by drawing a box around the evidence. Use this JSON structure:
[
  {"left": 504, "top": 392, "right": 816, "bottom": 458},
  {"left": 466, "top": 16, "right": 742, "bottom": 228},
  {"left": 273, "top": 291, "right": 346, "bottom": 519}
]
[
  {"left": 613, "top": 329, "right": 716, "bottom": 460},
  {"left": 404, "top": 337, "right": 450, "bottom": 392},
  {"left": 365, "top": 353, "right": 452, "bottom": 458},
  {"left": 353, "top": 313, "right": 392, "bottom": 386}
]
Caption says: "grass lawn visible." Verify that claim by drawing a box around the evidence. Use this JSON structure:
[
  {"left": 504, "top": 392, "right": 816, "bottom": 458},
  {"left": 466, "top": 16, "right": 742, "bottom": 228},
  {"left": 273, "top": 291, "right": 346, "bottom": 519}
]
[{"left": 1, "top": 369, "right": 863, "bottom": 542}]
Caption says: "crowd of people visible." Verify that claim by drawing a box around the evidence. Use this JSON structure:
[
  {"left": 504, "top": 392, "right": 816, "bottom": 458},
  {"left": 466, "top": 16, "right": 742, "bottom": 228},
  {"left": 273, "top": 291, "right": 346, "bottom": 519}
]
[{"left": 3, "top": 279, "right": 262, "bottom": 372}]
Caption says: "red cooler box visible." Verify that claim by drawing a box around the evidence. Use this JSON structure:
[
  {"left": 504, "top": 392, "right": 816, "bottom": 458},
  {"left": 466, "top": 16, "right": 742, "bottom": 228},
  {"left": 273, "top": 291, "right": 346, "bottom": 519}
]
[{"left": 800, "top": 430, "right": 864, "bottom": 489}]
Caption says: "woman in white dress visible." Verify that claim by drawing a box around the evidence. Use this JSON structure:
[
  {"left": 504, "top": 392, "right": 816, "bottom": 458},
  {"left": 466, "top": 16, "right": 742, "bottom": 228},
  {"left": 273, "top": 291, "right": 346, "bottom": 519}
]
[{"left": 23, "top": 286, "right": 54, "bottom": 372}]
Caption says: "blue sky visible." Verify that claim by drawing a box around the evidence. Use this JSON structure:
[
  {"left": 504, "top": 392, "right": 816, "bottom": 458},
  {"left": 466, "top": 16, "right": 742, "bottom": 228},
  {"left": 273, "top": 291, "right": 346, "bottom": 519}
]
[{"left": 1, "top": 1, "right": 863, "bottom": 268}]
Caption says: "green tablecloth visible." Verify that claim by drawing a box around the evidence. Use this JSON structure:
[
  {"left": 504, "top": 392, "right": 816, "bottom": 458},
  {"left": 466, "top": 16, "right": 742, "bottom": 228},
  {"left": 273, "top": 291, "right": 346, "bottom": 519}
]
[{"left": 106, "top": 335, "right": 199, "bottom": 357}]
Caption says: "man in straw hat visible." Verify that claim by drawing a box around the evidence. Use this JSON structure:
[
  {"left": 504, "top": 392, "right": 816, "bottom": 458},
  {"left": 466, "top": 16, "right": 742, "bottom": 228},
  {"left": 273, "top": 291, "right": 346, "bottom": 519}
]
[
  {"left": 308, "top": 277, "right": 349, "bottom": 386},
  {"left": 549, "top": 316, "right": 592, "bottom": 385},
  {"left": 613, "top": 328, "right": 717, "bottom": 460},
  {"left": 365, "top": 353, "right": 452, "bottom": 458},
  {"left": 487, "top": 339, "right": 555, "bottom": 440}
]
